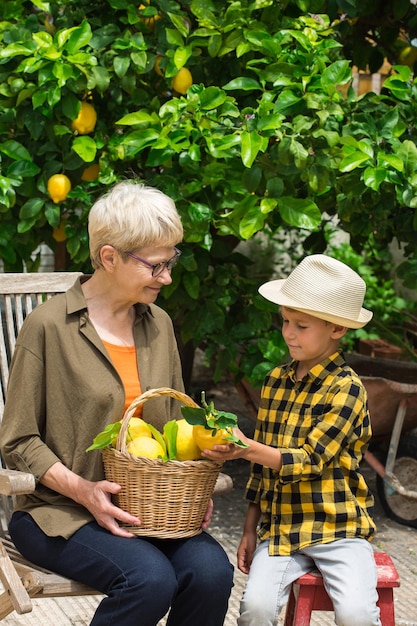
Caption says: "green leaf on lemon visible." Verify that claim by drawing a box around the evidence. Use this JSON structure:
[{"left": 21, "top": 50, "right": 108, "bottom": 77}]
[
  {"left": 86, "top": 421, "right": 121, "bottom": 451},
  {"left": 163, "top": 420, "right": 178, "bottom": 460},
  {"left": 146, "top": 423, "right": 168, "bottom": 460}
]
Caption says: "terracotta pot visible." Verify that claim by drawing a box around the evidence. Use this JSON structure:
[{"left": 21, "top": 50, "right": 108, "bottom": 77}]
[{"left": 357, "top": 338, "right": 405, "bottom": 360}]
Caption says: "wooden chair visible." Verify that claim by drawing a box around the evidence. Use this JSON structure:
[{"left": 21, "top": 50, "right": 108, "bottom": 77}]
[
  {"left": 0, "top": 272, "right": 100, "bottom": 619},
  {"left": 0, "top": 272, "right": 232, "bottom": 620}
]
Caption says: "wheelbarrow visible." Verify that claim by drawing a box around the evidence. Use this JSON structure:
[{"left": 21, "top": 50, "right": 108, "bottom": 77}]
[
  {"left": 346, "top": 353, "right": 417, "bottom": 528},
  {"left": 235, "top": 353, "right": 417, "bottom": 528}
]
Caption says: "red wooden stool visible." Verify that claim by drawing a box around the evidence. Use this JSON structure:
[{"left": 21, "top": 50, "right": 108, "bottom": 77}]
[{"left": 283, "top": 551, "right": 400, "bottom": 626}]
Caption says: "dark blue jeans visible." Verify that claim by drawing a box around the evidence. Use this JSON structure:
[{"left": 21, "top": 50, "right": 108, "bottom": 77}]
[{"left": 10, "top": 512, "right": 234, "bottom": 626}]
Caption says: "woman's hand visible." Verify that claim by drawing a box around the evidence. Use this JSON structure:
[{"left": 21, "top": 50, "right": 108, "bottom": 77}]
[
  {"left": 79, "top": 479, "right": 142, "bottom": 538},
  {"left": 201, "top": 498, "right": 214, "bottom": 530},
  {"left": 40, "top": 462, "right": 141, "bottom": 538}
]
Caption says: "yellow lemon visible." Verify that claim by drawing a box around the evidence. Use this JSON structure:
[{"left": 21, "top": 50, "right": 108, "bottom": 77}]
[
  {"left": 138, "top": 2, "right": 162, "bottom": 30},
  {"left": 127, "top": 436, "right": 165, "bottom": 459},
  {"left": 112, "top": 417, "right": 152, "bottom": 447},
  {"left": 81, "top": 163, "right": 100, "bottom": 181},
  {"left": 193, "top": 425, "right": 231, "bottom": 451},
  {"left": 52, "top": 221, "right": 67, "bottom": 242},
  {"left": 154, "top": 55, "right": 165, "bottom": 76},
  {"left": 47, "top": 174, "right": 71, "bottom": 203},
  {"left": 172, "top": 67, "right": 193, "bottom": 95},
  {"left": 71, "top": 101, "right": 97, "bottom": 134},
  {"left": 175, "top": 419, "right": 201, "bottom": 461},
  {"left": 126, "top": 417, "right": 152, "bottom": 441}
]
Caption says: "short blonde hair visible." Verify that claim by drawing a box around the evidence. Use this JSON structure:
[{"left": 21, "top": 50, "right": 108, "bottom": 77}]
[{"left": 88, "top": 181, "right": 183, "bottom": 269}]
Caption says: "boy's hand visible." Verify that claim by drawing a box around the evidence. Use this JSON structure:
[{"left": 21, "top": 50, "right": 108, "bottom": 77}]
[
  {"left": 201, "top": 428, "right": 250, "bottom": 461},
  {"left": 237, "top": 532, "right": 257, "bottom": 574}
]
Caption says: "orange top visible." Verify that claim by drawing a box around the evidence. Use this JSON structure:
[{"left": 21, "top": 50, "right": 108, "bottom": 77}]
[{"left": 102, "top": 341, "right": 142, "bottom": 416}]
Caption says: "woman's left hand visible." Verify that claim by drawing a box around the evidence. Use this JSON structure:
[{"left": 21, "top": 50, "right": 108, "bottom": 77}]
[{"left": 201, "top": 498, "right": 214, "bottom": 529}]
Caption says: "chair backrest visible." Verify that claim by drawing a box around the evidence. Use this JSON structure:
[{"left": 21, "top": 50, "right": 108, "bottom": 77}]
[{"left": 0, "top": 272, "right": 83, "bottom": 420}]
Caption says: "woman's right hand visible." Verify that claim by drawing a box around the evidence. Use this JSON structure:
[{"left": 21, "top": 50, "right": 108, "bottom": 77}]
[
  {"left": 40, "top": 462, "right": 141, "bottom": 538},
  {"left": 79, "top": 478, "right": 142, "bottom": 538}
]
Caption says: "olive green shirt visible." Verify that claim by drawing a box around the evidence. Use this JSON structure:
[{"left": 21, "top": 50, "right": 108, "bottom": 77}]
[{"left": 0, "top": 276, "right": 184, "bottom": 538}]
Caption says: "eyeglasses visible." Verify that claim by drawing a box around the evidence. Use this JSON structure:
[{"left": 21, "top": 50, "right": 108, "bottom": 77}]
[{"left": 124, "top": 247, "right": 181, "bottom": 277}]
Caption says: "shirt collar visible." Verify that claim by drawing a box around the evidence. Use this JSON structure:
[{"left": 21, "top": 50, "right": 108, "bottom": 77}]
[
  {"left": 66, "top": 276, "right": 153, "bottom": 320},
  {"left": 283, "top": 351, "right": 346, "bottom": 384}
]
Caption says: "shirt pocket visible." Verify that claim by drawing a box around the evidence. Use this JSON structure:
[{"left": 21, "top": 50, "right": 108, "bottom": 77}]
[{"left": 280, "top": 406, "right": 317, "bottom": 448}]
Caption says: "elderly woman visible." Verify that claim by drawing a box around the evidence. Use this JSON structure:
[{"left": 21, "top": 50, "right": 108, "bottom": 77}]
[{"left": 0, "top": 181, "right": 233, "bottom": 626}]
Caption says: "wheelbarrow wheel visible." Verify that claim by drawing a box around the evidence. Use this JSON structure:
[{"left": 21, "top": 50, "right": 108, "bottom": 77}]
[{"left": 376, "top": 435, "right": 417, "bottom": 528}]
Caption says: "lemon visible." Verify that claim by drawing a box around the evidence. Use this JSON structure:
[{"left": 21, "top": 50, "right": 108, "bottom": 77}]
[
  {"left": 193, "top": 425, "right": 231, "bottom": 451},
  {"left": 127, "top": 417, "right": 152, "bottom": 441},
  {"left": 154, "top": 55, "right": 165, "bottom": 76},
  {"left": 398, "top": 45, "right": 417, "bottom": 67},
  {"left": 47, "top": 174, "right": 71, "bottom": 203},
  {"left": 172, "top": 67, "right": 193, "bottom": 95},
  {"left": 175, "top": 419, "right": 201, "bottom": 461},
  {"left": 71, "top": 101, "right": 97, "bottom": 134},
  {"left": 81, "top": 163, "right": 100, "bottom": 181},
  {"left": 127, "top": 436, "right": 165, "bottom": 459},
  {"left": 52, "top": 221, "right": 67, "bottom": 242},
  {"left": 138, "top": 2, "right": 162, "bottom": 30},
  {"left": 111, "top": 417, "right": 152, "bottom": 447}
]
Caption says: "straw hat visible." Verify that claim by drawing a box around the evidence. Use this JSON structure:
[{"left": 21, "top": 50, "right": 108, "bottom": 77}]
[{"left": 258, "top": 254, "right": 373, "bottom": 329}]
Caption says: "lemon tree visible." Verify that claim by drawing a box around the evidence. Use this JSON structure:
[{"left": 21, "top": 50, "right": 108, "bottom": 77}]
[{"left": 1, "top": 0, "right": 417, "bottom": 388}]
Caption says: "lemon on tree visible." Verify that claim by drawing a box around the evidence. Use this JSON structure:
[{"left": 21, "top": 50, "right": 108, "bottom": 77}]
[
  {"left": 71, "top": 101, "right": 97, "bottom": 135},
  {"left": 175, "top": 419, "right": 201, "bottom": 460},
  {"left": 81, "top": 163, "right": 100, "bottom": 181},
  {"left": 127, "top": 436, "right": 165, "bottom": 459},
  {"left": 172, "top": 67, "right": 193, "bottom": 95},
  {"left": 52, "top": 220, "right": 67, "bottom": 242},
  {"left": 47, "top": 174, "right": 71, "bottom": 204},
  {"left": 398, "top": 45, "right": 417, "bottom": 67},
  {"left": 154, "top": 55, "right": 165, "bottom": 76},
  {"left": 138, "top": 1, "right": 161, "bottom": 30}
]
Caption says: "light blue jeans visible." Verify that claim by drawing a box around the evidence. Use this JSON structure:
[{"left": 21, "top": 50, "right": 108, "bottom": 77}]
[{"left": 238, "top": 538, "right": 381, "bottom": 626}]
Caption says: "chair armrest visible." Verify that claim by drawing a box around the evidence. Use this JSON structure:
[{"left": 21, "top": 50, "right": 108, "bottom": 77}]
[{"left": 0, "top": 469, "right": 35, "bottom": 496}]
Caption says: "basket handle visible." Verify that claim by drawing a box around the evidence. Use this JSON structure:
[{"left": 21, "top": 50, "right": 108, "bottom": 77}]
[{"left": 116, "top": 387, "right": 200, "bottom": 454}]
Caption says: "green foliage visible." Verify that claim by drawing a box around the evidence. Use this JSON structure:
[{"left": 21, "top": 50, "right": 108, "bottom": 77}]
[
  {"left": 312, "top": 0, "right": 417, "bottom": 73},
  {"left": 1, "top": 0, "right": 417, "bottom": 386},
  {"left": 328, "top": 240, "right": 417, "bottom": 358}
]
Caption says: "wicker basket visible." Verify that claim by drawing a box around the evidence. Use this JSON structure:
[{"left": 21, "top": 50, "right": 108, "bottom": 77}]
[{"left": 101, "top": 387, "right": 223, "bottom": 539}]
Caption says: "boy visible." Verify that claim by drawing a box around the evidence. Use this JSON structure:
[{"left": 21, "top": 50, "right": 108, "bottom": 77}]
[{"left": 204, "top": 254, "right": 381, "bottom": 626}]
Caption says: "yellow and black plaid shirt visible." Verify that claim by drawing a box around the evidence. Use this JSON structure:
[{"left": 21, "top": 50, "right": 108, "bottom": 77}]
[{"left": 245, "top": 351, "right": 376, "bottom": 556}]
